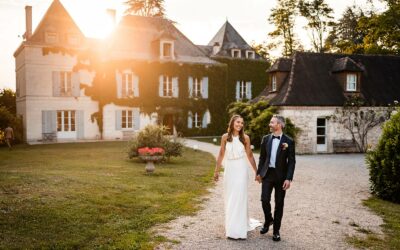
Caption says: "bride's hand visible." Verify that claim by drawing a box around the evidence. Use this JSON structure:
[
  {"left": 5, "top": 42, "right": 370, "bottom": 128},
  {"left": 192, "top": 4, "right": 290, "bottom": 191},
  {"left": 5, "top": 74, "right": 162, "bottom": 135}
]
[{"left": 213, "top": 172, "right": 219, "bottom": 182}]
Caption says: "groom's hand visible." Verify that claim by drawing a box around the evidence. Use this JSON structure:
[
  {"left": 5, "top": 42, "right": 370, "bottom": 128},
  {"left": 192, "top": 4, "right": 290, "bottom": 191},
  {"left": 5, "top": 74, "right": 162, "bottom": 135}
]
[
  {"left": 282, "top": 180, "right": 291, "bottom": 190},
  {"left": 255, "top": 175, "right": 262, "bottom": 183}
]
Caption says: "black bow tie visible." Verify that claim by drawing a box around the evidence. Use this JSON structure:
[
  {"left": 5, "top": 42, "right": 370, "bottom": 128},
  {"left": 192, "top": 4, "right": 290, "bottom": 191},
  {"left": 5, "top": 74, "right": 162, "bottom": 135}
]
[{"left": 272, "top": 135, "right": 281, "bottom": 140}]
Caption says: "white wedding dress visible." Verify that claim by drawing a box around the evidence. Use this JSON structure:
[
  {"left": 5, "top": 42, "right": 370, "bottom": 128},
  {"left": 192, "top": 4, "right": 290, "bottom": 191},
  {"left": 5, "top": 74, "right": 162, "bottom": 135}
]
[{"left": 223, "top": 136, "right": 262, "bottom": 239}]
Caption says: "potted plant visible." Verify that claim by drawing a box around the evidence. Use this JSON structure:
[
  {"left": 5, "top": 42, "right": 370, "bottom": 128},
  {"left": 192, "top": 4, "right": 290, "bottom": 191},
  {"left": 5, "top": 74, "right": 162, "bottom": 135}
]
[{"left": 138, "top": 147, "right": 165, "bottom": 173}]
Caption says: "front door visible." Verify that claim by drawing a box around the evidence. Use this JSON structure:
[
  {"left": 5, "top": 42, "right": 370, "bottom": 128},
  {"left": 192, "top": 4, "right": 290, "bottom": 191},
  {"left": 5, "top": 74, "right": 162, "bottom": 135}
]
[
  {"left": 163, "top": 114, "right": 174, "bottom": 134},
  {"left": 316, "top": 118, "right": 327, "bottom": 152},
  {"left": 57, "top": 110, "right": 77, "bottom": 139}
]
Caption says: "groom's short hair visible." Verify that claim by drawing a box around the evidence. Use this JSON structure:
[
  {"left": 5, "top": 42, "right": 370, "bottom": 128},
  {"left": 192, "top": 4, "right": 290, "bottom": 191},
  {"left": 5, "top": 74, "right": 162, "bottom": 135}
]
[{"left": 273, "top": 115, "right": 285, "bottom": 129}]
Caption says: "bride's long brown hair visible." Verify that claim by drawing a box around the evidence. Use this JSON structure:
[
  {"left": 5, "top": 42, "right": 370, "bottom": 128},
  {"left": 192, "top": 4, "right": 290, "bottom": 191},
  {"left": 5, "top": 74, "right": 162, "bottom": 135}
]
[{"left": 227, "top": 115, "right": 246, "bottom": 146}]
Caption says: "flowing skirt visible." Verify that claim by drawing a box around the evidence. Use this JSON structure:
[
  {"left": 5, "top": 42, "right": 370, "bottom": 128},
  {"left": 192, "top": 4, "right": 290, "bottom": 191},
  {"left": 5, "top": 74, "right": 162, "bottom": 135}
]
[{"left": 223, "top": 157, "right": 261, "bottom": 239}]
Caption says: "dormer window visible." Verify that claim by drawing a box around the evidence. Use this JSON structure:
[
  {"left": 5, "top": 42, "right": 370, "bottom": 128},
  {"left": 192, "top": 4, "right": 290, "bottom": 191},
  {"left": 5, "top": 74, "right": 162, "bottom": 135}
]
[
  {"left": 271, "top": 74, "right": 277, "bottom": 92},
  {"left": 346, "top": 73, "right": 357, "bottom": 91},
  {"left": 160, "top": 41, "right": 174, "bottom": 59},
  {"left": 45, "top": 32, "right": 58, "bottom": 44},
  {"left": 246, "top": 50, "right": 255, "bottom": 59},
  {"left": 231, "top": 49, "right": 241, "bottom": 58}
]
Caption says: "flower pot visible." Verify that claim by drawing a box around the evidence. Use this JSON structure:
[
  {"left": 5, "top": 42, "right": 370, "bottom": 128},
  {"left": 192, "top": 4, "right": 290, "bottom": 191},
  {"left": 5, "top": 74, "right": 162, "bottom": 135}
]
[{"left": 138, "top": 155, "right": 164, "bottom": 173}]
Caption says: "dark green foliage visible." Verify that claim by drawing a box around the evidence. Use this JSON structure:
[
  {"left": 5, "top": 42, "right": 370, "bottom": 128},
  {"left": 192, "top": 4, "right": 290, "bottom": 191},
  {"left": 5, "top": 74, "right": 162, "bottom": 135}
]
[
  {"left": 367, "top": 108, "right": 400, "bottom": 203},
  {"left": 0, "top": 89, "right": 16, "bottom": 114},
  {"left": 228, "top": 100, "right": 300, "bottom": 148},
  {"left": 0, "top": 106, "right": 23, "bottom": 144},
  {"left": 127, "top": 125, "right": 183, "bottom": 159}
]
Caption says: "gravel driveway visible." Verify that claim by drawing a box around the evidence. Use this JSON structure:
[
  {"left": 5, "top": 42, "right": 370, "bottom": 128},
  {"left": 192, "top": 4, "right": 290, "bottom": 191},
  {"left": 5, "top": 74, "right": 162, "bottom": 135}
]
[{"left": 156, "top": 139, "right": 383, "bottom": 249}]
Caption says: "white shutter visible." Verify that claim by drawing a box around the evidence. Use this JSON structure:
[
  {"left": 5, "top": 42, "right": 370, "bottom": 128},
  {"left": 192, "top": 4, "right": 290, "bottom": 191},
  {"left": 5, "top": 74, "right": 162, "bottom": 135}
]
[
  {"left": 72, "top": 72, "right": 80, "bottom": 97},
  {"left": 202, "top": 112, "right": 208, "bottom": 128},
  {"left": 235, "top": 81, "right": 240, "bottom": 100},
  {"left": 115, "top": 110, "right": 122, "bottom": 130},
  {"left": 52, "top": 71, "right": 60, "bottom": 97},
  {"left": 77, "top": 110, "right": 84, "bottom": 139},
  {"left": 246, "top": 81, "right": 252, "bottom": 99},
  {"left": 188, "top": 77, "right": 193, "bottom": 98},
  {"left": 116, "top": 70, "right": 122, "bottom": 98},
  {"left": 187, "top": 111, "right": 193, "bottom": 128},
  {"left": 172, "top": 77, "right": 179, "bottom": 98},
  {"left": 159, "top": 75, "right": 164, "bottom": 97},
  {"left": 133, "top": 108, "right": 140, "bottom": 130},
  {"left": 202, "top": 77, "right": 209, "bottom": 99},
  {"left": 133, "top": 75, "right": 139, "bottom": 97}
]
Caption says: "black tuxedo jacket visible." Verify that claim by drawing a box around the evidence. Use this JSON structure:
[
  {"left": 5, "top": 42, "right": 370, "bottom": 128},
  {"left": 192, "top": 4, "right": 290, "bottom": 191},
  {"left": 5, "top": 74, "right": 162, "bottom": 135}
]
[{"left": 257, "top": 133, "right": 296, "bottom": 181}]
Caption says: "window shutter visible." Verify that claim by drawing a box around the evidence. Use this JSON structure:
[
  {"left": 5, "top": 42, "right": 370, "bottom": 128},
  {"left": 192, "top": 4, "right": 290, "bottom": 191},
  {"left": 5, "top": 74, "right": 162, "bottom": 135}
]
[
  {"left": 202, "top": 77, "right": 209, "bottom": 99},
  {"left": 52, "top": 71, "right": 60, "bottom": 97},
  {"left": 159, "top": 75, "right": 164, "bottom": 97},
  {"left": 246, "top": 81, "right": 252, "bottom": 99},
  {"left": 235, "top": 81, "right": 240, "bottom": 100},
  {"left": 133, "top": 75, "right": 139, "bottom": 97},
  {"left": 72, "top": 72, "right": 80, "bottom": 97},
  {"left": 205, "top": 109, "right": 211, "bottom": 124},
  {"left": 77, "top": 110, "right": 84, "bottom": 139},
  {"left": 202, "top": 112, "right": 208, "bottom": 128},
  {"left": 172, "top": 77, "right": 179, "bottom": 97},
  {"left": 188, "top": 77, "right": 193, "bottom": 97},
  {"left": 187, "top": 111, "right": 193, "bottom": 128},
  {"left": 133, "top": 108, "right": 140, "bottom": 130},
  {"left": 50, "top": 111, "right": 57, "bottom": 132},
  {"left": 42, "top": 111, "right": 49, "bottom": 133},
  {"left": 115, "top": 110, "right": 122, "bottom": 130},
  {"left": 42, "top": 110, "right": 57, "bottom": 133},
  {"left": 116, "top": 71, "right": 122, "bottom": 98}
]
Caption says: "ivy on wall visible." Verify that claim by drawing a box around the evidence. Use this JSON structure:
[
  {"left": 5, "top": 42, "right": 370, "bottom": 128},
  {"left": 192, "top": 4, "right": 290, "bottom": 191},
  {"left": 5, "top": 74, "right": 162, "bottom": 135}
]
[{"left": 42, "top": 47, "right": 270, "bottom": 137}]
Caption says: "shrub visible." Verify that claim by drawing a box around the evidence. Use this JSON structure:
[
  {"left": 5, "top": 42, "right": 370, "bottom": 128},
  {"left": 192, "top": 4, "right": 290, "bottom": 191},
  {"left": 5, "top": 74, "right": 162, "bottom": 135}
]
[
  {"left": 128, "top": 125, "right": 183, "bottom": 160},
  {"left": 0, "top": 105, "right": 23, "bottom": 145},
  {"left": 367, "top": 108, "right": 400, "bottom": 203},
  {"left": 227, "top": 100, "right": 300, "bottom": 148}
]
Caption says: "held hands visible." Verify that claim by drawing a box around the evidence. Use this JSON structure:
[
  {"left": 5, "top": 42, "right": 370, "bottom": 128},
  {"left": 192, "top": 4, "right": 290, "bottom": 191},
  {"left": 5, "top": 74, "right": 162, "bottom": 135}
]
[
  {"left": 255, "top": 175, "right": 262, "bottom": 184},
  {"left": 282, "top": 180, "right": 291, "bottom": 190},
  {"left": 213, "top": 172, "right": 219, "bottom": 182}
]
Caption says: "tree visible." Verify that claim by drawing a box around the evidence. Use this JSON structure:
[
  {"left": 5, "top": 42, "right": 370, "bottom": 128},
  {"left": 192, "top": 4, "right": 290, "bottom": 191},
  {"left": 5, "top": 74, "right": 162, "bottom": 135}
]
[
  {"left": 124, "top": 0, "right": 165, "bottom": 17},
  {"left": 325, "top": 6, "right": 367, "bottom": 53},
  {"left": 251, "top": 41, "right": 273, "bottom": 59},
  {"left": 0, "top": 88, "right": 16, "bottom": 114},
  {"left": 298, "top": 0, "right": 334, "bottom": 53},
  {"left": 367, "top": 106, "right": 400, "bottom": 203},
  {"left": 331, "top": 95, "right": 394, "bottom": 153},
  {"left": 268, "top": 0, "right": 301, "bottom": 57},
  {"left": 0, "top": 105, "right": 23, "bottom": 144}
]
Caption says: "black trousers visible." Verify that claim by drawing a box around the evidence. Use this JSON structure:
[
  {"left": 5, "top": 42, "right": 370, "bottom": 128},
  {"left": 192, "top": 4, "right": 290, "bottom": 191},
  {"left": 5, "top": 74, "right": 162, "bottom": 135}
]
[{"left": 261, "top": 168, "right": 286, "bottom": 233}]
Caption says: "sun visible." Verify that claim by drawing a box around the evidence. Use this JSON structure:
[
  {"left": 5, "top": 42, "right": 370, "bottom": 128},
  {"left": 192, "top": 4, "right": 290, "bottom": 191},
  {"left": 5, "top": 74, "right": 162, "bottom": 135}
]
[{"left": 69, "top": 3, "right": 116, "bottom": 39}]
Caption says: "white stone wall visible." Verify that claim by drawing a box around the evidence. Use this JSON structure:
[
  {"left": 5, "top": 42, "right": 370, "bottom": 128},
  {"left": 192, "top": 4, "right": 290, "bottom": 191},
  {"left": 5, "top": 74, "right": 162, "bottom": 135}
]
[{"left": 280, "top": 106, "right": 384, "bottom": 154}]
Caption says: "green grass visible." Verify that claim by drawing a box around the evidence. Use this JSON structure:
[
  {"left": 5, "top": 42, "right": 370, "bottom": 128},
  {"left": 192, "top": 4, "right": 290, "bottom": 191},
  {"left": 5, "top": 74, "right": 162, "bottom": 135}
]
[
  {"left": 346, "top": 197, "right": 400, "bottom": 249},
  {"left": 0, "top": 142, "right": 215, "bottom": 249}
]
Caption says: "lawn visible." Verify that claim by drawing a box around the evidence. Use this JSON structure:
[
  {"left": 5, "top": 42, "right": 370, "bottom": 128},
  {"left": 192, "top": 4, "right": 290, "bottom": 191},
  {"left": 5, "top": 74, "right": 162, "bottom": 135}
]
[
  {"left": 347, "top": 197, "right": 400, "bottom": 249},
  {"left": 0, "top": 141, "right": 215, "bottom": 249}
]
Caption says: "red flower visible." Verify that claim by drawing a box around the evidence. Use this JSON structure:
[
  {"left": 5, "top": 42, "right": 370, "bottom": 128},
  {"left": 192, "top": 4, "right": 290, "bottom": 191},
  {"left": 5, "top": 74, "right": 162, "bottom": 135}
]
[{"left": 138, "top": 147, "right": 165, "bottom": 156}]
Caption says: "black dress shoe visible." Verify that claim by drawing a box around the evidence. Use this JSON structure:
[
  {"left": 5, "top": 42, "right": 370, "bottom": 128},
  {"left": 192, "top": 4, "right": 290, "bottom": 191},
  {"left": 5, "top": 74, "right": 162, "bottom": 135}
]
[
  {"left": 272, "top": 232, "right": 281, "bottom": 241},
  {"left": 260, "top": 220, "right": 273, "bottom": 234}
]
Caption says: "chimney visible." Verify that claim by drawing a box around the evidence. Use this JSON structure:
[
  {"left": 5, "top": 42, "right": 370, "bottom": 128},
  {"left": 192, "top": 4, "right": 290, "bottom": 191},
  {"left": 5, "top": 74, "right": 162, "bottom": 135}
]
[
  {"left": 107, "top": 9, "right": 116, "bottom": 26},
  {"left": 25, "top": 5, "right": 32, "bottom": 40}
]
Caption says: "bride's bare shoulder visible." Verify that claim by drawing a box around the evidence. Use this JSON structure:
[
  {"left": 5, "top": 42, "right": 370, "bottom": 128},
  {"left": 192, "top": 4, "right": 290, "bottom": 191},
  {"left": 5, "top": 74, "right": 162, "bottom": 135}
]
[{"left": 221, "top": 133, "right": 228, "bottom": 139}]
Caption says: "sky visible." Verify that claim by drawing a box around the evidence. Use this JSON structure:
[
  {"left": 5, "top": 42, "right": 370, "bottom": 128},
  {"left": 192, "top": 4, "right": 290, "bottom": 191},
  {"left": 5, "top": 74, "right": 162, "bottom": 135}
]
[{"left": 0, "top": 0, "right": 387, "bottom": 91}]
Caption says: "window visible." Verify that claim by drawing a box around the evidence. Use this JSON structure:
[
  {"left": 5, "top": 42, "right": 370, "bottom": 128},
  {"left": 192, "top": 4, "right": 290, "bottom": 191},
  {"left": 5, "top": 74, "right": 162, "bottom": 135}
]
[
  {"left": 163, "top": 76, "right": 173, "bottom": 97},
  {"left": 346, "top": 73, "right": 357, "bottom": 91},
  {"left": 236, "top": 81, "right": 251, "bottom": 100},
  {"left": 45, "top": 32, "right": 58, "bottom": 44},
  {"left": 161, "top": 41, "right": 174, "bottom": 59},
  {"left": 192, "top": 112, "right": 201, "bottom": 128},
  {"left": 122, "top": 72, "right": 134, "bottom": 97},
  {"left": 246, "top": 50, "right": 255, "bottom": 59},
  {"left": 271, "top": 74, "right": 277, "bottom": 91},
  {"left": 68, "top": 34, "right": 79, "bottom": 45},
  {"left": 122, "top": 110, "right": 133, "bottom": 129},
  {"left": 240, "top": 81, "right": 246, "bottom": 98},
  {"left": 60, "top": 72, "right": 72, "bottom": 96},
  {"left": 193, "top": 78, "right": 201, "bottom": 98},
  {"left": 231, "top": 49, "right": 241, "bottom": 58},
  {"left": 57, "top": 111, "right": 75, "bottom": 132}
]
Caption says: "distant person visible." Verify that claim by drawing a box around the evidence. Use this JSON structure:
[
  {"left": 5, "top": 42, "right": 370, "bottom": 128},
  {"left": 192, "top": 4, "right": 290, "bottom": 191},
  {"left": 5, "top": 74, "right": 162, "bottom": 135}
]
[{"left": 4, "top": 126, "right": 14, "bottom": 150}]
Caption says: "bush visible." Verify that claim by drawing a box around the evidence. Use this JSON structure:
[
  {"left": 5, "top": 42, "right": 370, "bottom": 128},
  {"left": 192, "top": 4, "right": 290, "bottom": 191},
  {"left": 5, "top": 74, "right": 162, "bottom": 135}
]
[
  {"left": 228, "top": 100, "right": 300, "bottom": 148},
  {"left": 367, "top": 108, "right": 400, "bottom": 203},
  {"left": 128, "top": 125, "right": 183, "bottom": 160}
]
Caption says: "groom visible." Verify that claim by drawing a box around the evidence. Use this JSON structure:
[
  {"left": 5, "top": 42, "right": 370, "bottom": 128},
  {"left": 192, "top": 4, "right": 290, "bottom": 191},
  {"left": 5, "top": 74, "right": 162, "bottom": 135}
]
[{"left": 256, "top": 115, "right": 296, "bottom": 241}]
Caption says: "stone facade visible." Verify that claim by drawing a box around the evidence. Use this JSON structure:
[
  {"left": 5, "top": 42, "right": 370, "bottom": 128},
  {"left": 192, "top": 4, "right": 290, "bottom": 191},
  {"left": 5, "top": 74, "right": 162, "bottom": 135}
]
[{"left": 280, "top": 106, "right": 383, "bottom": 154}]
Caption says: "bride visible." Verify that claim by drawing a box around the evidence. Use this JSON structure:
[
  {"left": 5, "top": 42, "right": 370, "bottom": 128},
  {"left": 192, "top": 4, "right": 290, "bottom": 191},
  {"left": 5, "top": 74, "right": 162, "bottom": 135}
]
[{"left": 214, "top": 114, "right": 261, "bottom": 239}]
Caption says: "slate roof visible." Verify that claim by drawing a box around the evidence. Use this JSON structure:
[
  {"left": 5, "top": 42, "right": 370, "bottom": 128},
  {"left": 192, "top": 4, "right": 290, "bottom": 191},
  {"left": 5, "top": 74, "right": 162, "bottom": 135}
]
[
  {"left": 200, "top": 21, "right": 263, "bottom": 60},
  {"left": 253, "top": 52, "right": 400, "bottom": 106},
  {"left": 267, "top": 58, "right": 292, "bottom": 72},
  {"left": 109, "top": 15, "right": 220, "bottom": 65}
]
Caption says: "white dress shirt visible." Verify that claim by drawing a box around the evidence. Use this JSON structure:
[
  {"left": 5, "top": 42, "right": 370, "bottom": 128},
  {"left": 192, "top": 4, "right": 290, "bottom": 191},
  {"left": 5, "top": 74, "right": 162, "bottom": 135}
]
[{"left": 269, "top": 133, "right": 283, "bottom": 168}]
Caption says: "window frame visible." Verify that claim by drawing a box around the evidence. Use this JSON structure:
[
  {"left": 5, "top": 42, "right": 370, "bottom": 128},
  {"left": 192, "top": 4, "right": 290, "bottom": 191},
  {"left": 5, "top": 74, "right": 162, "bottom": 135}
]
[
  {"left": 231, "top": 49, "right": 241, "bottom": 58},
  {"left": 246, "top": 50, "right": 255, "bottom": 59},
  {"left": 193, "top": 77, "right": 201, "bottom": 98},
  {"left": 163, "top": 75, "right": 174, "bottom": 97},
  {"left": 192, "top": 112, "right": 201, "bottom": 128},
  {"left": 60, "top": 71, "right": 72, "bottom": 96},
  {"left": 346, "top": 73, "right": 357, "bottom": 92},
  {"left": 122, "top": 72, "right": 134, "bottom": 97},
  {"left": 271, "top": 74, "right": 277, "bottom": 92},
  {"left": 57, "top": 110, "right": 76, "bottom": 132},
  {"left": 160, "top": 40, "right": 174, "bottom": 59},
  {"left": 121, "top": 110, "right": 134, "bottom": 129},
  {"left": 45, "top": 32, "right": 58, "bottom": 44}
]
